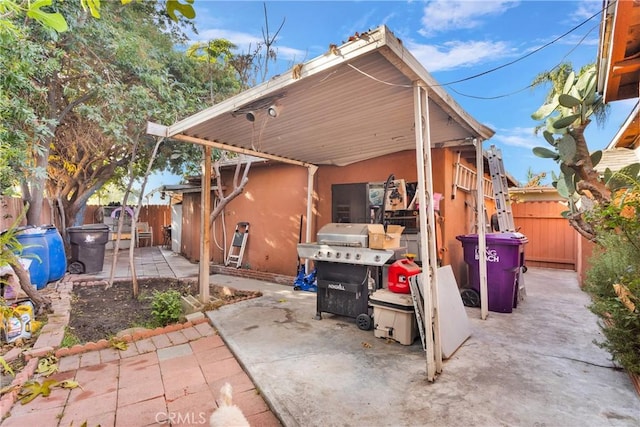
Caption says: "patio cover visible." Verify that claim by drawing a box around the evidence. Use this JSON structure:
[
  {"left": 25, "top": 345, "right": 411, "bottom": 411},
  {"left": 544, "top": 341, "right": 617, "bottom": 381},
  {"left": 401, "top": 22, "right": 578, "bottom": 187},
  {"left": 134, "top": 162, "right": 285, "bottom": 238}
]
[{"left": 148, "top": 25, "right": 495, "bottom": 381}]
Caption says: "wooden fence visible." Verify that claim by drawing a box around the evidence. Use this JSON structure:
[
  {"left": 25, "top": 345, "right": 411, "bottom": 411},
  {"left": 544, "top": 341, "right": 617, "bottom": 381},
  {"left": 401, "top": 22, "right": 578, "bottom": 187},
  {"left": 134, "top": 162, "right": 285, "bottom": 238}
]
[
  {"left": 2, "top": 195, "right": 584, "bottom": 275},
  {"left": 1, "top": 197, "right": 170, "bottom": 246},
  {"left": 512, "top": 199, "right": 578, "bottom": 270}
]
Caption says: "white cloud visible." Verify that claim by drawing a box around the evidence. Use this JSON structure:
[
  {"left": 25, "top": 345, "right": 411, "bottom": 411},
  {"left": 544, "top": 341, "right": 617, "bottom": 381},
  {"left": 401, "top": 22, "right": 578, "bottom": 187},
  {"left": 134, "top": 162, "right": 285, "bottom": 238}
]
[
  {"left": 573, "top": 0, "right": 602, "bottom": 23},
  {"left": 195, "top": 28, "right": 306, "bottom": 62},
  {"left": 406, "top": 39, "right": 514, "bottom": 72},
  {"left": 492, "top": 126, "right": 541, "bottom": 149},
  {"left": 419, "top": 0, "right": 519, "bottom": 37}
]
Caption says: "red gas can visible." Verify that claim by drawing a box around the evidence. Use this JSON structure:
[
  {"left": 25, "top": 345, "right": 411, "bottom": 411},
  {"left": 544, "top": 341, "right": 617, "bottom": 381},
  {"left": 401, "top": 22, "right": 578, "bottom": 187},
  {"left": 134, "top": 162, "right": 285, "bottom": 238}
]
[{"left": 388, "top": 257, "right": 421, "bottom": 294}]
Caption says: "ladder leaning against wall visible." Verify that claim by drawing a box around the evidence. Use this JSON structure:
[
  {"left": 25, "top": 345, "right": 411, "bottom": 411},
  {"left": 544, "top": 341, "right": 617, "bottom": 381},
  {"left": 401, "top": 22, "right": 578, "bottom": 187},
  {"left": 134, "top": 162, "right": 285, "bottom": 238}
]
[{"left": 487, "top": 145, "right": 515, "bottom": 232}]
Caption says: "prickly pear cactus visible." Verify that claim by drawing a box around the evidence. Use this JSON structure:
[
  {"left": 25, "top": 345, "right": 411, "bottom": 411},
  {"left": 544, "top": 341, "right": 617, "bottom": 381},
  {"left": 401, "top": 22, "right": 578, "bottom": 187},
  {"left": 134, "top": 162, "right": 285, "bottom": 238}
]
[{"left": 530, "top": 64, "right": 615, "bottom": 240}]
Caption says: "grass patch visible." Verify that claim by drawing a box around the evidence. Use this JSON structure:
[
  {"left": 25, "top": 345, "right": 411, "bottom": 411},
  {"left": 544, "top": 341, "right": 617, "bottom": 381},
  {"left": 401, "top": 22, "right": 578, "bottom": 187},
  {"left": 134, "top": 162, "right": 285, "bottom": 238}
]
[{"left": 61, "top": 327, "right": 82, "bottom": 348}]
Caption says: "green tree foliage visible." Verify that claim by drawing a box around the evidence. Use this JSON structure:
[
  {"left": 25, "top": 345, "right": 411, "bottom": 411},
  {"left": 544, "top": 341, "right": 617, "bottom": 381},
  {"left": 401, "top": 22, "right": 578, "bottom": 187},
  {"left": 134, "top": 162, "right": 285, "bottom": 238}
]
[
  {"left": 0, "top": 21, "right": 53, "bottom": 196},
  {"left": 1, "top": 1, "right": 239, "bottom": 227},
  {"left": 0, "top": 0, "right": 196, "bottom": 33}
]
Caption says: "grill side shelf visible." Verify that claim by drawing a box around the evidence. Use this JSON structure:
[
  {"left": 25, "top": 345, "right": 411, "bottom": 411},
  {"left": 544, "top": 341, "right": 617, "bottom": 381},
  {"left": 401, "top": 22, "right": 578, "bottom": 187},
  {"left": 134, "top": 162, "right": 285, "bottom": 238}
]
[{"left": 296, "top": 243, "right": 394, "bottom": 266}]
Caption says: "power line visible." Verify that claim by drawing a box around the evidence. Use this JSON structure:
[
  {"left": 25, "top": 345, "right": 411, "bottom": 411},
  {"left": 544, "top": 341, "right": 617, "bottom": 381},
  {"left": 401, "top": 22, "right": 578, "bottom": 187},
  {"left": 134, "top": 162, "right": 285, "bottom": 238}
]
[
  {"left": 449, "top": 22, "right": 599, "bottom": 100},
  {"left": 438, "top": 6, "right": 602, "bottom": 87}
]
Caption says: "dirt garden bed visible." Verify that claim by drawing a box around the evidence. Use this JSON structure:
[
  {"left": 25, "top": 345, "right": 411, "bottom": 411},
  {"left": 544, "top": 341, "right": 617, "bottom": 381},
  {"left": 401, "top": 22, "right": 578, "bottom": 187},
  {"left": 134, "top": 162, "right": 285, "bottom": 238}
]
[{"left": 67, "top": 277, "right": 261, "bottom": 343}]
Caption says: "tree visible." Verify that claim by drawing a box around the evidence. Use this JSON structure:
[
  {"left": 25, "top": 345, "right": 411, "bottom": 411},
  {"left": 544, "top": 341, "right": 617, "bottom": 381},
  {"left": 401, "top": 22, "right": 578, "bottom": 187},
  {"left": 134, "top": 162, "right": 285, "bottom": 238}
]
[
  {"left": 0, "top": 0, "right": 196, "bottom": 33},
  {"left": 3, "top": 1, "right": 222, "bottom": 228},
  {"left": 0, "top": 0, "right": 200, "bottom": 224},
  {"left": 521, "top": 167, "right": 547, "bottom": 188},
  {"left": 176, "top": 6, "right": 286, "bottom": 235},
  {"left": 531, "top": 63, "right": 614, "bottom": 240}
]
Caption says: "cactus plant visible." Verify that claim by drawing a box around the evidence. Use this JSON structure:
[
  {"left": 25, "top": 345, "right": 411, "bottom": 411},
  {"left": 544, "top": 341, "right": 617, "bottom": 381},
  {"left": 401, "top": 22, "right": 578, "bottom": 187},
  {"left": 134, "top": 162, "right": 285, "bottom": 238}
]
[{"left": 530, "top": 63, "right": 628, "bottom": 240}]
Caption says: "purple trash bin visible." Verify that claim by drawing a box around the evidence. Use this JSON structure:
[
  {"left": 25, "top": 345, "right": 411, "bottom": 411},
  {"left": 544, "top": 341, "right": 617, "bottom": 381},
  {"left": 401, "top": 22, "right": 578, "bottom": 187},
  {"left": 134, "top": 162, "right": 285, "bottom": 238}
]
[{"left": 456, "top": 232, "right": 528, "bottom": 313}]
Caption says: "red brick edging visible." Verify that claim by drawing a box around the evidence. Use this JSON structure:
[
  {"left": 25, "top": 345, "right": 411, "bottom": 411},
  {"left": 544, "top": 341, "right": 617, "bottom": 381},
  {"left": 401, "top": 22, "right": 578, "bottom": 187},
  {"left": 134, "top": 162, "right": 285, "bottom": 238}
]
[{"left": 51, "top": 316, "right": 209, "bottom": 358}]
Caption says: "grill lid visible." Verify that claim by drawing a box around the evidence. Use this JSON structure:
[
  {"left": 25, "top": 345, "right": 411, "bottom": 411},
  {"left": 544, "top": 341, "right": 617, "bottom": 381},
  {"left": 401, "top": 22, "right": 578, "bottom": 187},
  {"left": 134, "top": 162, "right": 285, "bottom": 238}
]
[{"left": 317, "top": 223, "right": 369, "bottom": 247}]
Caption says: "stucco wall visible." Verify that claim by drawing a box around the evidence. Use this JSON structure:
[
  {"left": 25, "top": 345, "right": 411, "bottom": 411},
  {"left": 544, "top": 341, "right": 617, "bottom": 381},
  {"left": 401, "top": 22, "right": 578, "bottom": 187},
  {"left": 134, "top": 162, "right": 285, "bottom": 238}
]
[
  {"left": 181, "top": 162, "right": 309, "bottom": 276},
  {"left": 182, "top": 148, "right": 494, "bottom": 285}
]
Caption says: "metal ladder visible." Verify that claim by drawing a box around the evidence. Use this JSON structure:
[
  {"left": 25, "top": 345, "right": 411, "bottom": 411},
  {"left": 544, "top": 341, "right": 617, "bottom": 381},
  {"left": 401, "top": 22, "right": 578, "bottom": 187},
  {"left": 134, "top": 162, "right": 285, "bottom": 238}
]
[
  {"left": 225, "top": 222, "right": 249, "bottom": 268},
  {"left": 487, "top": 145, "right": 515, "bottom": 232}
]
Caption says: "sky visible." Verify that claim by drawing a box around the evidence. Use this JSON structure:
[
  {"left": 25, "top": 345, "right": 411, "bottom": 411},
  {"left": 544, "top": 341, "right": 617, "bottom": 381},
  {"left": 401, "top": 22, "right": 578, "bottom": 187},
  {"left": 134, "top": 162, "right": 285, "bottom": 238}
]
[{"left": 144, "top": 0, "right": 637, "bottom": 202}]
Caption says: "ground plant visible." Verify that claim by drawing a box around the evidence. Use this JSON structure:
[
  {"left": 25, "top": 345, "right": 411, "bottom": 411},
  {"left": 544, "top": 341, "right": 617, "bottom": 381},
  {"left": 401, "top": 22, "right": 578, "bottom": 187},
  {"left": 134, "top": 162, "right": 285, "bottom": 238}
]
[
  {"left": 150, "top": 289, "right": 183, "bottom": 327},
  {"left": 584, "top": 177, "right": 640, "bottom": 376}
]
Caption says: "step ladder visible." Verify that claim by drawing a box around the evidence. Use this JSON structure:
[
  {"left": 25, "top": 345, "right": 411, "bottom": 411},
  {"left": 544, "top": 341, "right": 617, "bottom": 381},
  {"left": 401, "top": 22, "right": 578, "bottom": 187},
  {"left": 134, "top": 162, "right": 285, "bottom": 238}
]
[
  {"left": 225, "top": 222, "right": 249, "bottom": 268},
  {"left": 409, "top": 275, "right": 426, "bottom": 351},
  {"left": 487, "top": 145, "right": 515, "bottom": 232}
]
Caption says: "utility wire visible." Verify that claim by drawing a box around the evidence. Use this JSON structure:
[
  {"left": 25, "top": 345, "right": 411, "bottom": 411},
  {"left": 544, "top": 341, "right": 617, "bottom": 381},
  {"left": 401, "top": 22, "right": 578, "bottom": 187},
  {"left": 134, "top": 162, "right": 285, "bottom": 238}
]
[
  {"left": 438, "top": 6, "right": 603, "bottom": 87},
  {"left": 340, "top": 5, "right": 604, "bottom": 98},
  {"left": 449, "top": 22, "right": 598, "bottom": 100}
]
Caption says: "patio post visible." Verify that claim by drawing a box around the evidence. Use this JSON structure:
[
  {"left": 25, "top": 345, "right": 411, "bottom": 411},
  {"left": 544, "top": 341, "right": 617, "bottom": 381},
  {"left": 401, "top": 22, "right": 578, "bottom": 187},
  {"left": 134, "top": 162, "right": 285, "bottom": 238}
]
[
  {"left": 199, "top": 145, "right": 212, "bottom": 303},
  {"left": 475, "top": 138, "right": 488, "bottom": 320},
  {"left": 414, "top": 82, "right": 443, "bottom": 381}
]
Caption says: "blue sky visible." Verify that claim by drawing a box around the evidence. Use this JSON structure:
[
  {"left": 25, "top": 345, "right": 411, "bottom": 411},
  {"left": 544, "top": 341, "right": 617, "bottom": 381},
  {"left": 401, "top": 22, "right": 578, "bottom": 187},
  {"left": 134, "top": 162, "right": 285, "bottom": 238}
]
[{"left": 145, "top": 0, "right": 637, "bottom": 201}]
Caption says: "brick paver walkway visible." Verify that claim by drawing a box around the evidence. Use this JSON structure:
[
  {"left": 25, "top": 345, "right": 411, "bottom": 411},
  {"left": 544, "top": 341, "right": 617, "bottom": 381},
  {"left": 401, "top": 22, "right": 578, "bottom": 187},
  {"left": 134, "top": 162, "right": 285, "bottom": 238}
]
[{"left": 0, "top": 266, "right": 281, "bottom": 426}]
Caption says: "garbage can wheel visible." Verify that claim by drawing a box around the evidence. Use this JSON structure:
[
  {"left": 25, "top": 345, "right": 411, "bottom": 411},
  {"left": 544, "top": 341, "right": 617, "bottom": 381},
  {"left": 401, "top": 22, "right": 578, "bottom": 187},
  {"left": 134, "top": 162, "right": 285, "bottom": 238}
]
[
  {"left": 460, "top": 288, "right": 480, "bottom": 307},
  {"left": 356, "top": 313, "right": 372, "bottom": 331},
  {"left": 68, "top": 261, "right": 85, "bottom": 274}
]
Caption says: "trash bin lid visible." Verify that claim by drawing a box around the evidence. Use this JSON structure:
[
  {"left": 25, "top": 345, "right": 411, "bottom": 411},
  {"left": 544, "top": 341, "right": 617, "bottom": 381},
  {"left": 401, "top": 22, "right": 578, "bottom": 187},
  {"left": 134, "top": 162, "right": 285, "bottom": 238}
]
[
  {"left": 456, "top": 232, "right": 528, "bottom": 245},
  {"left": 67, "top": 224, "right": 110, "bottom": 232}
]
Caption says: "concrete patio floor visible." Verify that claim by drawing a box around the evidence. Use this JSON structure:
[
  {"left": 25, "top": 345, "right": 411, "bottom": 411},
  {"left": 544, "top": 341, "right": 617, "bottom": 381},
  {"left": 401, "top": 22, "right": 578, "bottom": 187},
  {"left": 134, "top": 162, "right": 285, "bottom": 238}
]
[{"left": 207, "top": 265, "right": 640, "bottom": 426}]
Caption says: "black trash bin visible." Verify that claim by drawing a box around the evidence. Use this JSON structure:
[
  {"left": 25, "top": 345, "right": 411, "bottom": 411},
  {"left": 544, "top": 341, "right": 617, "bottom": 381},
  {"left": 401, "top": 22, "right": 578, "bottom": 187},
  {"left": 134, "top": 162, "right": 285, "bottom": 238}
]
[{"left": 67, "top": 224, "right": 110, "bottom": 274}]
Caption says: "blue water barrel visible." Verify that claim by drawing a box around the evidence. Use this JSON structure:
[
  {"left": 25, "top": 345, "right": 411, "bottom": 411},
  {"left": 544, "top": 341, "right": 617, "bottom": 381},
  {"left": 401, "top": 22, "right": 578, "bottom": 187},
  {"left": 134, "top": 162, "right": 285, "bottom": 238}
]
[
  {"left": 43, "top": 225, "right": 67, "bottom": 282},
  {"left": 15, "top": 228, "right": 50, "bottom": 290}
]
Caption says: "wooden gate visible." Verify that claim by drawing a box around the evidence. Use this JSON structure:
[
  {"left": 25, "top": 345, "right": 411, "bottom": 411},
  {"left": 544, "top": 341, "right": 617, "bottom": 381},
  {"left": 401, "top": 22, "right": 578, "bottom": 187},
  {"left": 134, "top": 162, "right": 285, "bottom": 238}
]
[{"left": 511, "top": 189, "right": 578, "bottom": 270}]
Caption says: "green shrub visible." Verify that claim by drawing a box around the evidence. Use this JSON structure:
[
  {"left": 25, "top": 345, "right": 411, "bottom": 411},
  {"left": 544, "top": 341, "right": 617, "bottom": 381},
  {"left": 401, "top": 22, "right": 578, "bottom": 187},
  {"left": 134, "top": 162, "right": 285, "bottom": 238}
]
[
  {"left": 150, "top": 289, "right": 183, "bottom": 327},
  {"left": 584, "top": 191, "right": 640, "bottom": 376}
]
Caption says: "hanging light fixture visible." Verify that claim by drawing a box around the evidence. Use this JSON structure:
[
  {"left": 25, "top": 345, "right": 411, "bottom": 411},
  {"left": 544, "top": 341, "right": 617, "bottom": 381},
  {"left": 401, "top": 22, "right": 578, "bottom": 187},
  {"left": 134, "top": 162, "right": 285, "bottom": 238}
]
[{"left": 267, "top": 105, "right": 280, "bottom": 118}]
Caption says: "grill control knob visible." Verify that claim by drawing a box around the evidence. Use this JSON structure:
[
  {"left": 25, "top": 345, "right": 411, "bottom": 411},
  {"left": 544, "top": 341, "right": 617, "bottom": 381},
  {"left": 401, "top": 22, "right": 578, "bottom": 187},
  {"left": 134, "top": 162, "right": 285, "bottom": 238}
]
[
  {"left": 335, "top": 252, "right": 341, "bottom": 259},
  {"left": 317, "top": 251, "right": 322, "bottom": 258},
  {"left": 374, "top": 255, "right": 381, "bottom": 263},
  {"left": 345, "top": 253, "right": 351, "bottom": 259},
  {"left": 355, "top": 253, "right": 361, "bottom": 260},
  {"left": 326, "top": 252, "right": 331, "bottom": 258}
]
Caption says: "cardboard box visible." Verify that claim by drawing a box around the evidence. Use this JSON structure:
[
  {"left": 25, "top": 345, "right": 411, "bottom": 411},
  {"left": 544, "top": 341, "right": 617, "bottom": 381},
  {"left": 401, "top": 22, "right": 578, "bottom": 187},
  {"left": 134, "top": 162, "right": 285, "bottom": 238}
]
[{"left": 368, "top": 224, "right": 405, "bottom": 249}]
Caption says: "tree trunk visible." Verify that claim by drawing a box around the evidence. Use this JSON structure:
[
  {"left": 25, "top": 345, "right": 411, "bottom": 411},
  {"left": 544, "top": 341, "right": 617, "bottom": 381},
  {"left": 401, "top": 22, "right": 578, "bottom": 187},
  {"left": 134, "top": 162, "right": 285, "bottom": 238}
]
[
  {"left": 26, "top": 148, "right": 49, "bottom": 226},
  {"left": 9, "top": 252, "right": 52, "bottom": 315},
  {"left": 569, "top": 123, "right": 610, "bottom": 203}
]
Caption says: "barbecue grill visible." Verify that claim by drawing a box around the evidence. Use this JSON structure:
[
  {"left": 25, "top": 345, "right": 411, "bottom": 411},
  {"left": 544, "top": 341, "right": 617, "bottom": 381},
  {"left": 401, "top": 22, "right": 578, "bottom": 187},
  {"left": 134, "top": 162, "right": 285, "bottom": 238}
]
[{"left": 297, "top": 223, "right": 401, "bottom": 330}]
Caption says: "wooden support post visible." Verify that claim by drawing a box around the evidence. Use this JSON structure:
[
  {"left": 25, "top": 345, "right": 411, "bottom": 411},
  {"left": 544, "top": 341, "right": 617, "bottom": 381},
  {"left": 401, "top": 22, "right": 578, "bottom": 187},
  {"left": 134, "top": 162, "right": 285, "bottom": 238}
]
[{"left": 199, "top": 146, "right": 212, "bottom": 303}]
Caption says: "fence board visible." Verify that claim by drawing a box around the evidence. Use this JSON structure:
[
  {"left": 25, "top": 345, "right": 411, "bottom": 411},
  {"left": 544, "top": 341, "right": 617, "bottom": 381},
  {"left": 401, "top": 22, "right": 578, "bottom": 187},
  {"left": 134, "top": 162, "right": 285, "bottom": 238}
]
[
  {"left": 512, "top": 200, "right": 577, "bottom": 270},
  {"left": 1, "top": 197, "right": 170, "bottom": 246}
]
